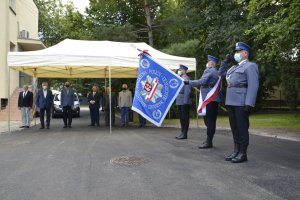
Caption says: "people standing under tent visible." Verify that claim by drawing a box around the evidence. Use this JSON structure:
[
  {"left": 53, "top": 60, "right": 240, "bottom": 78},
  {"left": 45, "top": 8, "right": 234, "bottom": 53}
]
[
  {"left": 118, "top": 83, "right": 132, "bottom": 127},
  {"left": 61, "top": 81, "right": 74, "bottom": 128},
  {"left": 103, "top": 86, "right": 116, "bottom": 126},
  {"left": 18, "top": 85, "right": 33, "bottom": 128},
  {"left": 87, "top": 85, "right": 102, "bottom": 127},
  {"left": 36, "top": 82, "right": 53, "bottom": 129}
]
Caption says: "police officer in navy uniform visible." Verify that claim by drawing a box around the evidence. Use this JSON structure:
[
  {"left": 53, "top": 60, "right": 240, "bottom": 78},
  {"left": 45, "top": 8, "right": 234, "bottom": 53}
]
[
  {"left": 185, "top": 55, "right": 221, "bottom": 148},
  {"left": 219, "top": 42, "right": 259, "bottom": 163},
  {"left": 175, "top": 64, "right": 191, "bottom": 140}
]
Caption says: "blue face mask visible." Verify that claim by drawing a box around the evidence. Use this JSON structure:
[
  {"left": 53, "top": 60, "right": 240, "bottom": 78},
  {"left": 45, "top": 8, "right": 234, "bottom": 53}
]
[{"left": 234, "top": 53, "right": 242, "bottom": 63}]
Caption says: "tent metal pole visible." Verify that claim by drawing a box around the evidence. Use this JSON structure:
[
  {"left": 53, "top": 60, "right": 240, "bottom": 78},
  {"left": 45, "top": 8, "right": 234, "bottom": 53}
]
[
  {"left": 8, "top": 66, "right": 11, "bottom": 133},
  {"left": 195, "top": 70, "right": 199, "bottom": 128},
  {"left": 34, "top": 77, "right": 37, "bottom": 126},
  {"left": 109, "top": 66, "right": 112, "bottom": 134}
]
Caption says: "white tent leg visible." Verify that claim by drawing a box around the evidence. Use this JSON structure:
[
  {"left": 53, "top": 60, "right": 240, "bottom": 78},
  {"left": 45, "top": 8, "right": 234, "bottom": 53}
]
[
  {"left": 109, "top": 66, "right": 112, "bottom": 134},
  {"left": 8, "top": 66, "right": 10, "bottom": 133},
  {"left": 34, "top": 78, "right": 37, "bottom": 126}
]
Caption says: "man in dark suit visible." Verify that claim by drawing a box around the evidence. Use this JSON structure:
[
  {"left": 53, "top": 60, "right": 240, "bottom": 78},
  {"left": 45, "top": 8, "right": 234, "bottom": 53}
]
[
  {"left": 60, "top": 81, "right": 74, "bottom": 128},
  {"left": 87, "top": 85, "right": 102, "bottom": 127},
  {"left": 102, "top": 86, "right": 116, "bottom": 126},
  {"left": 36, "top": 82, "right": 53, "bottom": 129},
  {"left": 18, "top": 85, "right": 33, "bottom": 128}
]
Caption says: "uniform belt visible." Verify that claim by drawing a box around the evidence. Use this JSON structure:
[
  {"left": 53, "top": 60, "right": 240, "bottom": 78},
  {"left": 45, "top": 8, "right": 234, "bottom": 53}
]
[{"left": 227, "top": 83, "right": 248, "bottom": 88}]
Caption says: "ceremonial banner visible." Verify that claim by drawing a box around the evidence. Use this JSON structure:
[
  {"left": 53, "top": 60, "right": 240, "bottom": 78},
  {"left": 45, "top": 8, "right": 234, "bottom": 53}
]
[
  {"left": 197, "top": 77, "right": 221, "bottom": 116},
  {"left": 132, "top": 54, "right": 184, "bottom": 126}
]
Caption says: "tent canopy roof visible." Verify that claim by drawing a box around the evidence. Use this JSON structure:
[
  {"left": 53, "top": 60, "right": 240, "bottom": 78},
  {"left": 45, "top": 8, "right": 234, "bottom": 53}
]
[{"left": 7, "top": 39, "right": 196, "bottom": 78}]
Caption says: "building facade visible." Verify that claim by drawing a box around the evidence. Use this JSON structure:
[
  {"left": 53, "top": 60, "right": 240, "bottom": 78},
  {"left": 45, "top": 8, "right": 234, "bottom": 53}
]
[{"left": 0, "top": 0, "right": 45, "bottom": 108}]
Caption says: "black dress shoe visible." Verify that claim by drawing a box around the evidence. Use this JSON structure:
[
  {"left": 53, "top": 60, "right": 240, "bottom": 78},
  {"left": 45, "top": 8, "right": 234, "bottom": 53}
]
[
  {"left": 25, "top": 126, "right": 30, "bottom": 128},
  {"left": 225, "top": 152, "right": 239, "bottom": 161},
  {"left": 46, "top": 126, "right": 50, "bottom": 129},
  {"left": 198, "top": 141, "right": 213, "bottom": 149},
  {"left": 63, "top": 125, "right": 67, "bottom": 128},
  {"left": 175, "top": 133, "right": 187, "bottom": 140},
  {"left": 40, "top": 127, "right": 45, "bottom": 129},
  {"left": 231, "top": 153, "right": 248, "bottom": 163},
  {"left": 89, "top": 124, "right": 95, "bottom": 126},
  {"left": 20, "top": 126, "right": 25, "bottom": 128}
]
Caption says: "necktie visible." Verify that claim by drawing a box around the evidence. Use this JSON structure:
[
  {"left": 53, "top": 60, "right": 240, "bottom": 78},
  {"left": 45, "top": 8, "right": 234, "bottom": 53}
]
[{"left": 93, "top": 92, "right": 95, "bottom": 97}]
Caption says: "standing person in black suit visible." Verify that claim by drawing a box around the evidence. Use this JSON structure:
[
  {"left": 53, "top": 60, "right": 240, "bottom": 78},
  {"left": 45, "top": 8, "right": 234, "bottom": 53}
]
[
  {"left": 36, "top": 82, "right": 53, "bottom": 129},
  {"left": 61, "top": 81, "right": 74, "bottom": 128},
  {"left": 18, "top": 85, "right": 33, "bottom": 128},
  {"left": 87, "top": 85, "right": 102, "bottom": 127},
  {"left": 102, "top": 86, "right": 116, "bottom": 126}
]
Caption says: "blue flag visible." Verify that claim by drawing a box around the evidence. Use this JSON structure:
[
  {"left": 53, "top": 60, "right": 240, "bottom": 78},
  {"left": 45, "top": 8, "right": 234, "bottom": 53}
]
[{"left": 132, "top": 54, "right": 184, "bottom": 126}]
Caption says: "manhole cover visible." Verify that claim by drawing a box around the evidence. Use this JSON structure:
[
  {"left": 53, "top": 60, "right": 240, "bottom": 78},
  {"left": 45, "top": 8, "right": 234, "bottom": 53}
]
[{"left": 110, "top": 156, "right": 149, "bottom": 167}]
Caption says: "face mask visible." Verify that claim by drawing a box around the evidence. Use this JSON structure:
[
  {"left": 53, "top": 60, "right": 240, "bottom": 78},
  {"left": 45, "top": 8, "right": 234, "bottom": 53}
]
[
  {"left": 65, "top": 85, "right": 70, "bottom": 87},
  {"left": 234, "top": 53, "right": 242, "bottom": 63},
  {"left": 42, "top": 86, "right": 47, "bottom": 90},
  {"left": 177, "top": 70, "right": 183, "bottom": 76}
]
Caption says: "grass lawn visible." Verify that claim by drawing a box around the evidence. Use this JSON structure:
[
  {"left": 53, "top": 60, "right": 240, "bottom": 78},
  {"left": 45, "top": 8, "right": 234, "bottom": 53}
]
[{"left": 161, "top": 113, "right": 300, "bottom": 132}]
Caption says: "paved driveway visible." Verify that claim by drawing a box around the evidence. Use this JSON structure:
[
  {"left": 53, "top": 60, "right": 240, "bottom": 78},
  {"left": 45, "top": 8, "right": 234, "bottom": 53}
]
[{"left": 0, "top": 109, "right": 299, "bottom": 200}]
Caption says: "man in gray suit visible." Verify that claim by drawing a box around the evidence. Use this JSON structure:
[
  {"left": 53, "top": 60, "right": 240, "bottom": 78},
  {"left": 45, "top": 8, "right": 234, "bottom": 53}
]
[
  {"left": 175, "top": 64, "right": 191, "bottom": 140},
  {"left": 185, "top": 55, "right": 221, "bottom": 148},
  {"left": 60, "top": 81, "right": 74, "bottom": 128},
  {"left": 219, "top": 42, "right": 259, "bottom": 163}
]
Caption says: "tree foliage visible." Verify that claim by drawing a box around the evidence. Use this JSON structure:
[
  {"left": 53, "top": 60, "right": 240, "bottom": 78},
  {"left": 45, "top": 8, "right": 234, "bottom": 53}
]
[{"left": 34, "top": 0, "right": 300, "bottom": 110}]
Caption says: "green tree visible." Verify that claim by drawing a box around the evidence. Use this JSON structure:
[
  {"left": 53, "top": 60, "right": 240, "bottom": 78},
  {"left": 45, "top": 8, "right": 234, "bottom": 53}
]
[
  {"left": 34, "top": 0, "right": 89, "bottom": 46},
  {"left": 246, "top": 0, "right": 300, "bottom": 111}
]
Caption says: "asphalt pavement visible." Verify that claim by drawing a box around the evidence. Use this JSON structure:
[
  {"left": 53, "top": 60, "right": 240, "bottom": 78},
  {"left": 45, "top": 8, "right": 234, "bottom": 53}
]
[{"left": 0, "top": 108, "right": 299, "bottom": 200}]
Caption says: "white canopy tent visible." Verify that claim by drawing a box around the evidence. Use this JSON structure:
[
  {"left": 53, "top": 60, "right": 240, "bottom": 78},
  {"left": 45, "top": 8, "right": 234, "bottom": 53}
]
[
  {"left": 7, "top": 39, "right": 197, "bottom": 132},
  {"left": 8, "top": 39, "right": 196, "bottom": 78}
]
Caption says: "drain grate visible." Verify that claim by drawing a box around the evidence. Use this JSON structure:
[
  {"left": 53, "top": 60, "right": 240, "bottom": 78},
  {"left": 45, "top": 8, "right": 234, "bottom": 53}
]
[{"left": 110, "top": 156, "right": 149, "bottom": 167}]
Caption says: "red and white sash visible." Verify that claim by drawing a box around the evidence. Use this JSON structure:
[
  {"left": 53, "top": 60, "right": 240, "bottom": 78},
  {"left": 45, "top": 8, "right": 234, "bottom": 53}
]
[{"left": 197, "top": 77, "right": 221, "bottom": 116}]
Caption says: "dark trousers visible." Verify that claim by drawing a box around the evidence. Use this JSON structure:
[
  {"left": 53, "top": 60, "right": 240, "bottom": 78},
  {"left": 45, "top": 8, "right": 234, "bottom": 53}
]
[
  {"left": 178, "top": 104, "right": 190, "bottom": 135},
  {"left": 89, "top": 107, "right": 100, "bottom": 125},
  {"left": 226, "top": 106, "right": 249, "bottom": 146},
  {"left": 40, "top": 107, "right": 51, "bottom": 128},
  {"left": 138, "top": 114, "right": 146, "bottom": 127},
  {"left": 63, "top": 105, "right": 72, "bottom": 126},
  {"left": 121, "top": 107, "right": 129, "bottom": 125},
  {"left": 203, "top": 101, "right": 219, "bottom": 141},
  {"left": 105, "top": 108, "right": 115, "bottom": 126}
]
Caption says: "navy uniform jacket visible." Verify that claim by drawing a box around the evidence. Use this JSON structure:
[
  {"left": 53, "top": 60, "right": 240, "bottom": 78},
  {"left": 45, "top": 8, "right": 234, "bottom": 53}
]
[
  {"left": 36, "top": 89, "right": 53, "bottom": 109},
  {"left": 176, "top": 74, "right": 191, "bottom": 105},
  {"left": 60, "top": 88, "right": 74, "bottom": 107},
  {"left": 219, "top": 60, "right": 259, "bottom": 107},
  {"left": 190, "top": 67, "right": 221, "bottom": 102}
]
